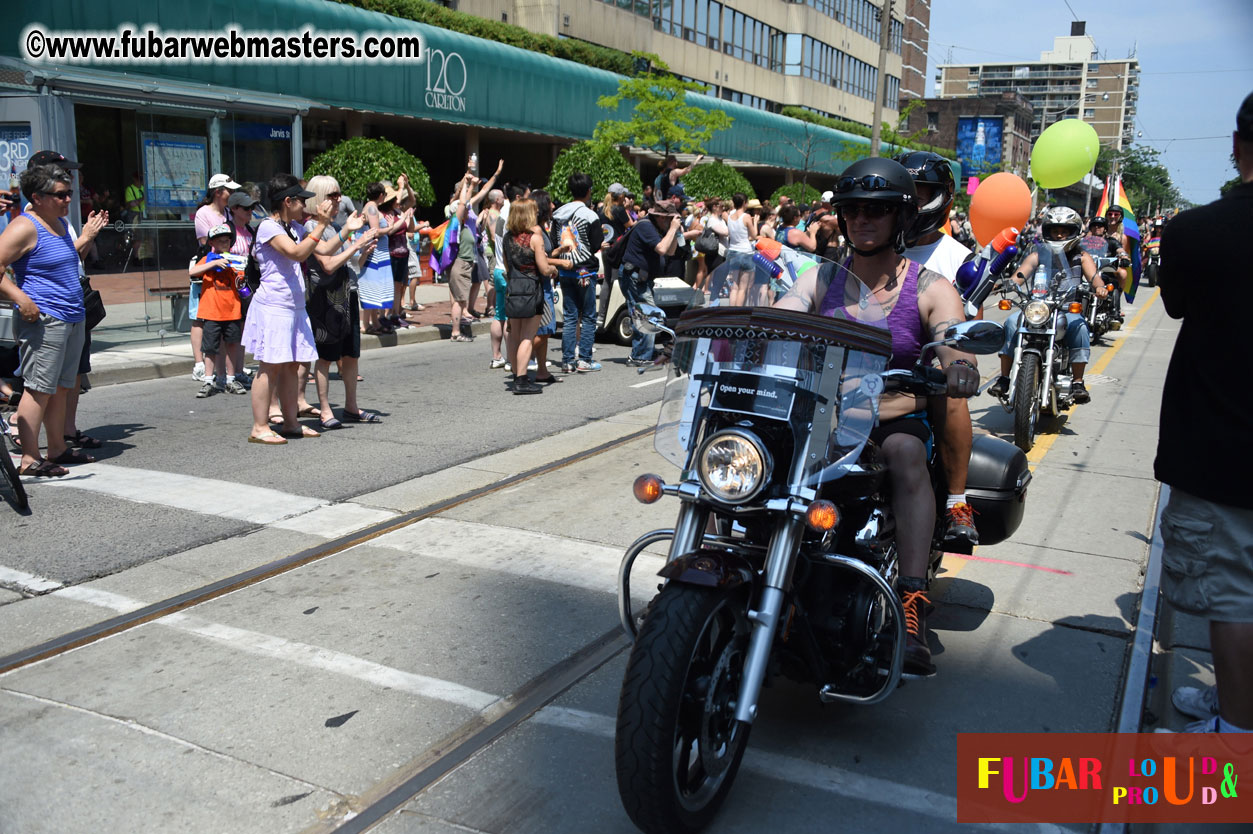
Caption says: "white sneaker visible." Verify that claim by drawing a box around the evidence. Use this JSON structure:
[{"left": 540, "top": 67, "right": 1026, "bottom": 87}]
[
  {"left": 1156, "top": 716, "right": 1220, "bottom": 733},
  {"left": 1172, "top": 684, "right": 1220, "bottom": 720},
  {"left": 191, "top": 361, "right": 206, "bottom": 382},
  {"left": 489, "top": 357, "right": 507, "bottom": 370}
]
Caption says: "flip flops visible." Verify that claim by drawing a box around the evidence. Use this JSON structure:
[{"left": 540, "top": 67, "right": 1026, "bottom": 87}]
[
  {"left": 247, "top": 431, "right": 287, "bottom": 445},
  {"left": 342, "top": 410, "right": 381, "bottom": 423},
  {"left": 278, "top": 426, "right": 321, "bottom": 439}
]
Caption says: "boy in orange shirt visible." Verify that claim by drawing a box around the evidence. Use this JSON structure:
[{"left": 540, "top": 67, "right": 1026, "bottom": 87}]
[{"left": 190, "top": 224, "right": 246, "bottom": 397}]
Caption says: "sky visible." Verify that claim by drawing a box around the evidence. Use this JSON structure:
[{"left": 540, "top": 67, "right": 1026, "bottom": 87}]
[{"left": 927, "top": 0, "right": 1253, "bottom": 206}]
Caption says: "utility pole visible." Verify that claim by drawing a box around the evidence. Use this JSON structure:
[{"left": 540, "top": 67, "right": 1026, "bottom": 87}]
[{"left": 869, "top": 0, "right": 894, "bottom": 157}]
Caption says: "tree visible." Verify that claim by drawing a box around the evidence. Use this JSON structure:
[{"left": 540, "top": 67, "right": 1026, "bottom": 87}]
[
  {"left": 304, "top": 137, "right": 434, "bottom": 206},
  {"left": 771, "top": 183, "right": 822, "bottom": 206},
  {"left": 679, "top": 161, "right": 756, "bottom": 201},
  {"left": 1097, "top": 144, "right": 1183, "bottom": 215},
  {"left": 544, "top": 141, "right": 644, "bottom": 205},
  {"left": 593, "top": 52, "right": 733, "bottom": 158}
]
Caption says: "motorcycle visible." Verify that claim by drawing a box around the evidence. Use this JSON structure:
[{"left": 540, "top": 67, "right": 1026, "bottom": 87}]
[
  {"left": 992, "top": 250, "right": 1085, "bottom": 452},
  {"left": 1077, "top": 255, "right": 1127, "bottom": 342},
  {"left": 1144, "top": 248, "right": 1160, "bottom": 288},
  {"left": 613, "top": 256, "right": 1029, "bottom": 833}
]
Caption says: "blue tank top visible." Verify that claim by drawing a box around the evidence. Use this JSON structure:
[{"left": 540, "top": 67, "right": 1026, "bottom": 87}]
[{"left": 12, "top": 212, "right": 84, "bottom": 322}]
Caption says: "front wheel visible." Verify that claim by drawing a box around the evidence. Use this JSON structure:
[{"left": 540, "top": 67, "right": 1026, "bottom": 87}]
[
  {"left": 1146, "top": 262, "right": 1158, "bottom": 288},
  {"left": 0, "top": 431, "right": 29, "bottom": 511},
  {"left": 1013, "top": 354, "right": 1041, "bottom": 453},
  {"left": 615, "top": 584, "right": 752, "bottom": 834}
]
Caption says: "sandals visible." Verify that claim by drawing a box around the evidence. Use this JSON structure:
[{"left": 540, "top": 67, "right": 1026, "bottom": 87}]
[
  {"left": 247, "top": 431, "right": 288, "bottom": 446},
  {"left": 319, "top": 417, "right": 344, "bottom": 431},
  {"left": 52, "top": 449, "right": 95, "bottom": 465},
  {"left": 297, "top": 405, "right": 320, "bottom": 418},
  {"left": 65, "top": 431, "right": 104, "bottom": 449},
  {"left": 450, "top": 334, "right": 474, "bottom": 343},
  {"left": 278, "top": 426, "right": 321, "bottom": 439},
  {"left": 18, "top": 460, "right": 68, "bottom": 477},
  {"left": 342, "top": 410, "right": 382, "bottom": 423}
]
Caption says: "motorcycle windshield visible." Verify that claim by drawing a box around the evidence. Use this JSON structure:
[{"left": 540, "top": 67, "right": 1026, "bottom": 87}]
[{"left": 655, "top": 251, "right": 892, "bottom": 488}]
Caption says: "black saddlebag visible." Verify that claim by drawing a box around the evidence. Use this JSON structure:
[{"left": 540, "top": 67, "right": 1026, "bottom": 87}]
[{"left": 966, "top": 434, "right": 1031, "bottom": 546}]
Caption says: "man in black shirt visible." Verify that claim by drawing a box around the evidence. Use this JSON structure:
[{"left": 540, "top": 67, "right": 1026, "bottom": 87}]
[{"left": 1154, "top": 92, "right": 1253, "bottom": 734}]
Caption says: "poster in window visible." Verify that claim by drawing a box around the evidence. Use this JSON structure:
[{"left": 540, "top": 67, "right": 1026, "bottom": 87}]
[{"left": 141, "top": 132, "right": 208, "bottom": 211}]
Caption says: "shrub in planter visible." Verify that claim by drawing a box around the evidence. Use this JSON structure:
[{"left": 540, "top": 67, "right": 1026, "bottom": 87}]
[
  {"left": 545, "top": 141, "right": 644, "bottom": 205},
  {"left": 304, "top": 137, "right": 435, "bottom": 207}
]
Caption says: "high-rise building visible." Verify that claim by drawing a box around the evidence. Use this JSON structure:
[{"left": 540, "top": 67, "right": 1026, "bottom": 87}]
[
  {"left": 936, "top": 22, "right": 1139, "bottom": 149},
  {"left": 451, "top": 0, "right": 920, "bottom": 130}
]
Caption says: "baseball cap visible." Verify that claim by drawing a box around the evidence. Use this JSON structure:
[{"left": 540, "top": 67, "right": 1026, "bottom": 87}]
[
  {"left": 207, "top": 223, "right": 232, "bottom": 239},
  {"left": 208, "top": 173, "right": 242, "bottom": 190},
  {"left": 820, "top": 190, "right": 834, "bottom": 204},
  {"left": 226, "top": 191, "right": 258, "bottom": 210},
  {"left": 1237, "top": 91, "right": 1253, "bottom": 142},
  {"left": 28, "top": 150, "right": 81, "bottom": 170},
  {"left": 608, "top": 183, "right": 628, "bottom": 196}
]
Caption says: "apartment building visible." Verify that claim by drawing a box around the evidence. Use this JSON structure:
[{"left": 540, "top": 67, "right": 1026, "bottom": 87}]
[
  {"left": 453, "top": 0, "right": 931, "bottom": 129},
  {"left": 936, "top": 22, "right": 1139, "bottom": 149}
]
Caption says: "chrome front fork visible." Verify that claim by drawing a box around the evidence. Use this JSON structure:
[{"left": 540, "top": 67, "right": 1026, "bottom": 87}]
[{"left": 733, "top": 515, "right": 804, "bottom": 724}]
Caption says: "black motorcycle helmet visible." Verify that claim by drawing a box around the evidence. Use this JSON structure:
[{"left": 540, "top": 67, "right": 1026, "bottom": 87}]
[
  {"left": 831, "top": 157, "right": 918, "bottom": 256},
  {"left": 893, "top": 150, "right": 954, "bottom": 247}
]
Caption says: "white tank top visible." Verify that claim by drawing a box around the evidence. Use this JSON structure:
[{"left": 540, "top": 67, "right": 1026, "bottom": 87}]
[{"left": 727, "top": 212, "right": 751, "bottom": 253}]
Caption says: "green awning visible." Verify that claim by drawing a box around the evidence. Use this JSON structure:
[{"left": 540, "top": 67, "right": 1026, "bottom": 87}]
[{"left": 5, "top": 0, "right": 872, "bottom": 173}]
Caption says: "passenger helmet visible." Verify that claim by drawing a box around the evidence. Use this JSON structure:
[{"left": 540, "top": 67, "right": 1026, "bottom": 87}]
[
  {"left": 1040, "top": 206, "right": 1083, "bottom": 256},
  {"left": 893, "top": 150, "right": 955, "bottom": 247},
  {"left": 831, "top": 157, "right": 918, "bottom": 256}
]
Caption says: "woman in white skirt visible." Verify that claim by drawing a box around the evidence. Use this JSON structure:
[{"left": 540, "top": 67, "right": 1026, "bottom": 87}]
[{"left": 244, "top": 174, "right": 336, "bottom": 445}]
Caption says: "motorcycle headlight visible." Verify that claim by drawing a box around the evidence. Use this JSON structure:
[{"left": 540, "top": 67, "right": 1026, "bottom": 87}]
[
  {"left": 697, "top": 430, "right": 771, "bottom": 504},
  {"left": 1024, "top": 301, "right": 1051, "bottom": 326}
]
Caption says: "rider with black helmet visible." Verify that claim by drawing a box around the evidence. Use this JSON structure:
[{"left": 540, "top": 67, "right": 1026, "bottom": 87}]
[
  {"left": 895, "top": 151, "right": 980, "bottom": 550},
  {"left": 775, "top": 157, "right": 981, "bottom": 677}
]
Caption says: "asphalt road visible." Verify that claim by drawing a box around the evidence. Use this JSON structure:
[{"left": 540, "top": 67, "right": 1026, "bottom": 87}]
[
  {"left": 0, "top": 289, "right": 1178, "bottom": 834},
  {"left": 4, "top": 335, "right": 666, "bottom": 582}
]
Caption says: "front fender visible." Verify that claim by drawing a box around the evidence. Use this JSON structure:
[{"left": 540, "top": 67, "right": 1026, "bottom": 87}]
[{"left": 658, "top": 549, "right": 757, "bottom": 589}]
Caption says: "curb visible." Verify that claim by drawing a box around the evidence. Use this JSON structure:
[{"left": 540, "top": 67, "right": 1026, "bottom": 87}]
[{"left": 87, "top": 320, "right": 493, "bottom": 388}]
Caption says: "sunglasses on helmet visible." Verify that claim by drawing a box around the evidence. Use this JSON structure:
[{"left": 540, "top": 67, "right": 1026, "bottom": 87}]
[{"left": 835, "top": 174, "right": 891, "bottom": 194}]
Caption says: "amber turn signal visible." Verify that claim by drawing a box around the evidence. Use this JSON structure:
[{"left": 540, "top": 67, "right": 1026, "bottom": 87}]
[
  {"left": 805, "top": 500, "right": 839, "bottom": 531},
  {"left": 633, "top": 474, "right": 665, "bottom": 504},
  {"left": 998, "top": 299, "right": 1012, "bottom": 311},
  {"left": 1068, "top": 302, "right": 1083, "bottom": 314}
]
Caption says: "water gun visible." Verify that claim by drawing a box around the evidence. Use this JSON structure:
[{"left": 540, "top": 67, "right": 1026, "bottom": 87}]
[
  {"left": 955, "top": 227, "right": 1019, "bottom": 319},
  {"left": 754, "top": 237, "right": 818, "bottom": 293}
]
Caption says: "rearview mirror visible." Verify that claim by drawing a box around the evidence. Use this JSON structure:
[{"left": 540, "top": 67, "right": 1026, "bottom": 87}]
[
  {"left": 943, "top": 320, "right": 1004, "bottom": 355},
  {"left": 633, "top": 303, "right": 671, "bottom": 336}
]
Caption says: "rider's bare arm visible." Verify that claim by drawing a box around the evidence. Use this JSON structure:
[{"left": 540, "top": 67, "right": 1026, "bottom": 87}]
[
  {"left": 772, "top": 269, "right": 821, "bottom": 312},
  {"left": 1012, "top": 251, "right": 1038, "bottom": 286}
]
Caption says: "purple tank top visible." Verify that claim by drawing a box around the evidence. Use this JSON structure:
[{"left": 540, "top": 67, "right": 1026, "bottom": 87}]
[{"left": 819, "top": 258, "right": 923, "bottom": 371}]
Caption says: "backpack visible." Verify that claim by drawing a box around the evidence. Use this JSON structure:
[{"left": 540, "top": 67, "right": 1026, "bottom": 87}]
[
  {"left": 604, "top": 224, "right": 634, "bottom": 270},
  {"left": 654, "top": 170, "right": 668, "bottom": 200}
]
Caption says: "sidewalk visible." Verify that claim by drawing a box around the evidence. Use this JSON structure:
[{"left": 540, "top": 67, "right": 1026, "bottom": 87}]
[{"left": 85, "top": 283, "right": 491, "bottom": 387}]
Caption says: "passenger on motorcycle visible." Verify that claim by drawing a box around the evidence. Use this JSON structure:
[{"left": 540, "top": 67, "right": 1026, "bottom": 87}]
[
  {"left": 1143, "top": 219, "right": 1163, "bottom": 266},
  {"left": 987, "top": 207, "right": 1108, "bottom": 404},
  {"left": 774, "top": 158, "right": 981, "bottom": 676},
  {"left": 1079, "top": 215, "right": 1110, "bottom": 259},
  {"left": 896, "top": 150, "right": 979, "bottom": 550}
]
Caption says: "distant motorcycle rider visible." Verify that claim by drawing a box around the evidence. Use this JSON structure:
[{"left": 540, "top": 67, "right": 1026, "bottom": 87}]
[
  {"left": 988, "top": 207, "right": 1108, "bottom": 404},
  {"left": 896, "top": 150, "right": 979, "bottom": 549}
]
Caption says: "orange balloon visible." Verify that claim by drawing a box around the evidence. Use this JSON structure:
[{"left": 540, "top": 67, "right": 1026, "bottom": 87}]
[{"left": 969, "top": 172, "right": 1032, "bottom": 248}]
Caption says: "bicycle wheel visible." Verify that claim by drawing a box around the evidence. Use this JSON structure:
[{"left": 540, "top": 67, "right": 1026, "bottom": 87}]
[{"left": 0, "top": 428, "right": 29, "bottom": 511}]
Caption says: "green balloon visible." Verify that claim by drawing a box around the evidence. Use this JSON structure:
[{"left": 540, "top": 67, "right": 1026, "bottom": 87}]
[{"left": 1030, "top": 119, "right": 1101, "bottom": 189}]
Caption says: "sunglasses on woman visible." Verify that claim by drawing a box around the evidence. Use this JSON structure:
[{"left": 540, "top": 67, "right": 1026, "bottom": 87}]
[{"left": 41, "top": 188, "right": 73, "bottom": 200}]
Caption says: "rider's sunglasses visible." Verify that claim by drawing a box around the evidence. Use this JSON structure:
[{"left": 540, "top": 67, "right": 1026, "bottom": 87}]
[
  {"left": 839, "top": 202, "right": 897, "bottom": 220},
  {"left": 836, "top": 174, "right": 891, "bottom": 194}
]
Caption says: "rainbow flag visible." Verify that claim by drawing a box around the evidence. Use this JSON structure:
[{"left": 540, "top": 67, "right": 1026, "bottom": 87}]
[
  {"left": 421, "top": 220, "right": 457, "bottom": 274},
  {"left": 1096, "top": 175, "right": 1142, "bottom": 302}
]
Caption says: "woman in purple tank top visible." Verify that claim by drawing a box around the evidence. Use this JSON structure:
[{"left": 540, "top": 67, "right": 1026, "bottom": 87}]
[
  {"left": 773, "top": 158, "right": 981, "bottom": 678},
  {"left": 0, "top": 164, "right": 107, "bottom": 477}
]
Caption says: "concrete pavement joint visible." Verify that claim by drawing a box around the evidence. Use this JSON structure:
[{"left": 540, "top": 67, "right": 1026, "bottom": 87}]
[
  {"left": 2, "top": 688, "right": 341, "bottom": 797},
  {"left": 941, "top": 602, "right": 1133, "bottom": 639}
]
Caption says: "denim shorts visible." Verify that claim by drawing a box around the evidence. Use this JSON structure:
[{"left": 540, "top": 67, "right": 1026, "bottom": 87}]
[
  {"left": 189, "top": 281, "right": 203, "bottom": 319},
  {"left": 16, "top": 313, "right": 86, "bottom": 394}
]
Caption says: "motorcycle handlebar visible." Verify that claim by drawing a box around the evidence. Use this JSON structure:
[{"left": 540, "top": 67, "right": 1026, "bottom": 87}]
[{"left": 881, "top": 366, "right": 949, "bottom": 397}]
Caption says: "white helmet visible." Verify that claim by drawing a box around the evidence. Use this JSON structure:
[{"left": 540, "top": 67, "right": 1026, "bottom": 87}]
[{"left": 1040, "top": 206, "right": 1082, "bottom": 256}]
